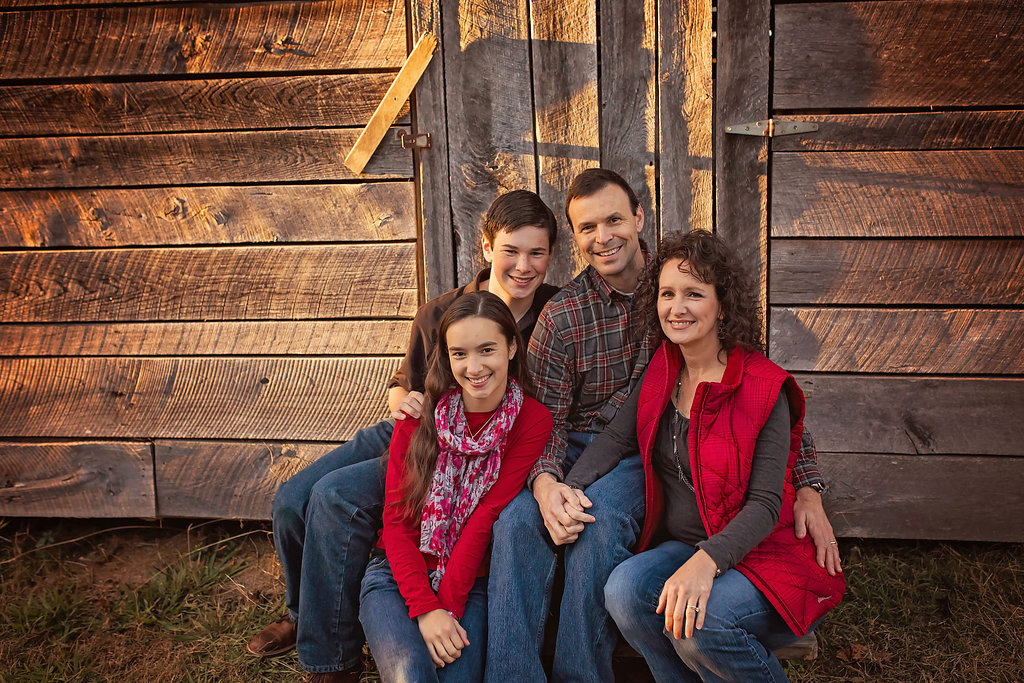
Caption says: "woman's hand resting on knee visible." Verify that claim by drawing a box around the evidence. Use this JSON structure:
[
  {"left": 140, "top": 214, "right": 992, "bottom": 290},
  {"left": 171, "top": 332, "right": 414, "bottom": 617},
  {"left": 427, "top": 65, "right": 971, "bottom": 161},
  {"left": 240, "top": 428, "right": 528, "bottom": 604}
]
[
  {"left": 656, "top": 549, "right": 720, "bottom": 640},
  {"left": 416, "top": 609, "right": 469, "bottom": 667}
]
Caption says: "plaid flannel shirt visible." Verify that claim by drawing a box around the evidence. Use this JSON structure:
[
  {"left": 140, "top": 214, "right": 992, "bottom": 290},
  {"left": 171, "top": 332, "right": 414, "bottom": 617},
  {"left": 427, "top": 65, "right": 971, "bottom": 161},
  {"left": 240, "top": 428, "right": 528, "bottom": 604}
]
[{"left": 795, "top": 429, "right": 824, "bottom": 490}]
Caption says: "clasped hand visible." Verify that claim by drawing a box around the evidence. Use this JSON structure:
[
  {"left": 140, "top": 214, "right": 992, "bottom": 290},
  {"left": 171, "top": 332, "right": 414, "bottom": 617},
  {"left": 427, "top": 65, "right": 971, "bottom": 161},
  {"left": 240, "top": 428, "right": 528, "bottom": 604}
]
[
  {"left": 416, "top": 609, "right": 469, "bottom": 668},
  {"left": 532, "top": 474, "right": 595, "bottom": 545}
]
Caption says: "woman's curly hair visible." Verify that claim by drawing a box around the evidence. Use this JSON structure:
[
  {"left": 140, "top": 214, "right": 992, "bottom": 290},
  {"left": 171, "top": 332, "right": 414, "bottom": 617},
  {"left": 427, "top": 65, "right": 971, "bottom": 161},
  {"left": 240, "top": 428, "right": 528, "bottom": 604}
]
[{"left": 633, "top": 229, "right": 764, "bottom": 354}]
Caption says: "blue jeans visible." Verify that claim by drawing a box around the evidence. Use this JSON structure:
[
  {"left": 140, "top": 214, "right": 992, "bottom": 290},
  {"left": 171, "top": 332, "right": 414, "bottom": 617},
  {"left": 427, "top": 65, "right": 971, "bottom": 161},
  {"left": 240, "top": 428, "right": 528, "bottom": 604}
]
[
  {"left": 605, "top": 540, "right": 798, "bottom": 682},
  {"left": 486, "top": 432, "right": 645, "bottom": 682},
  {"left": 360, "top": 556, "right": 488, "bottom": 683},
  {"left": 270, "top": 418, "right": 393, "bottom": 672}
]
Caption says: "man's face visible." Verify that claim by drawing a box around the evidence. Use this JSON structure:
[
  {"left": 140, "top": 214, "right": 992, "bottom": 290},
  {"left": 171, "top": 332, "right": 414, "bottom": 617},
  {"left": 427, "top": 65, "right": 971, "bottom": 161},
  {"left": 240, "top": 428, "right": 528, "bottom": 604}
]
[
  {"left": 482, "top": 225, "right": 553, "bottom": 303},
  {"left": 567, "top": 183, "right": 644, "bottom": 283}
]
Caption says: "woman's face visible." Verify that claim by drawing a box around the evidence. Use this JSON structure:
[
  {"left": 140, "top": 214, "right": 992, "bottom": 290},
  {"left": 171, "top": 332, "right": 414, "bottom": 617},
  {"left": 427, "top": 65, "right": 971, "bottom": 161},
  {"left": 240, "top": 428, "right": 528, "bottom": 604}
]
[
  {"left": 445, "top": 316, "right": 516, "bottom": 412},
  {"left": 657, "top": 258, "right": 723, "bottom": 352}
]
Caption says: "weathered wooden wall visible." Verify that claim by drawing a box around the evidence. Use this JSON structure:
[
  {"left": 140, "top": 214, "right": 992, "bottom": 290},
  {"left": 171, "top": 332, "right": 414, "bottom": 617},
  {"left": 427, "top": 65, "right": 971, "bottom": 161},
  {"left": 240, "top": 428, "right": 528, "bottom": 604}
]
[{"left": 0, "top": 0, "right": 418, "bottom": 518}]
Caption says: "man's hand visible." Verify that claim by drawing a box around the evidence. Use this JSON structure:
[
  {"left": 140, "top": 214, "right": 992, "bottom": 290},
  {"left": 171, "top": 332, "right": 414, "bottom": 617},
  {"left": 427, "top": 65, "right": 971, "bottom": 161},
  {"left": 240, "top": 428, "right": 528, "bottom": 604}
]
[
  {"left": 416, "top": 609, "right": 469, "bottom": 668},
  {"left": 794, "top": 486, "right": 841, "bottom": 576},
  {"left": 657, "top": 549, "right": 718, "bottom": 640},
  {"left": 390, "top": 390, "right": 425, "bottom": 420},
  {"left": 532, "top": 474, "right": 595, "bottom": 545}
]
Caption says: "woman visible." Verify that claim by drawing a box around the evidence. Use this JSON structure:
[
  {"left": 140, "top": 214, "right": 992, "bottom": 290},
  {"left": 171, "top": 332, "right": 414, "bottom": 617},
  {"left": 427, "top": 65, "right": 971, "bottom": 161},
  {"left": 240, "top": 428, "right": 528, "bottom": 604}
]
[
  {"left": 564, "top": 230, "right": 845, "bottom": 682},
  {"left": 359, "top": 291, "right": 552, "bottom": 682}
]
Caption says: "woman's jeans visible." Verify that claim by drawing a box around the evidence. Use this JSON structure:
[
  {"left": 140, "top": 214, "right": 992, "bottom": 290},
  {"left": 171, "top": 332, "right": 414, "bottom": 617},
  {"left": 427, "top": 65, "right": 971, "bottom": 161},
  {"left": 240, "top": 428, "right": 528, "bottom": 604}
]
[
  {"left": 605, "top": 540, "right": 799, "bottom": 683},
  {"left": 270, "top": 418, "right": 393, "bottom": 673},
  {"left": 360, "top": 556, "right": 487, "bottom": 682}
]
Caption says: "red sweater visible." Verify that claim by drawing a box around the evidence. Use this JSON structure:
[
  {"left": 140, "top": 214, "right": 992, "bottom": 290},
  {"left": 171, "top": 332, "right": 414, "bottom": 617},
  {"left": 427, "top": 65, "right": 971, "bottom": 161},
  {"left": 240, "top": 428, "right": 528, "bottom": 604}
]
[{"left": 381, "top": 396, "right": 552, "bottom": 620}]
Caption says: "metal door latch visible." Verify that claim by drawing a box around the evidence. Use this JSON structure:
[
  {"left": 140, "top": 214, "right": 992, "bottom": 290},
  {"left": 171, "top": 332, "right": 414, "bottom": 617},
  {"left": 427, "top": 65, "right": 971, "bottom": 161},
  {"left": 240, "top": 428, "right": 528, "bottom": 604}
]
[
  {"left": 724, "top": 119, "right": 817, "bottom": 137},
  {"left": 398, "top": 130, "right": 431, "bottom": 149}
]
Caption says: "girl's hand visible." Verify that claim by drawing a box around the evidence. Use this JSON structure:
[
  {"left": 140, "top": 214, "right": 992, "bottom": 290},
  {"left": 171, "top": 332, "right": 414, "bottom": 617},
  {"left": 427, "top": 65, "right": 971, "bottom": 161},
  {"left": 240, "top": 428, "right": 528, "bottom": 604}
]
[
  {"left": 656, "top": 549, "right": 719, "bottom": 640},
  {"left": 416, "top": 609, "right": 469, "bottom": 668}
]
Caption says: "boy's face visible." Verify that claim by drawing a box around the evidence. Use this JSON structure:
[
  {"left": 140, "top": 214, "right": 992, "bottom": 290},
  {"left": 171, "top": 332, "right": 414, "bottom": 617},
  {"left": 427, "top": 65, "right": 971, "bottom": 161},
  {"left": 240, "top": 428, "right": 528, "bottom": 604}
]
[
  {"left": 482, "top": 225, "right": 553, "bottom": 303},
  {"left": 567, "top": 183, "right": 644, "bottom": 282}
]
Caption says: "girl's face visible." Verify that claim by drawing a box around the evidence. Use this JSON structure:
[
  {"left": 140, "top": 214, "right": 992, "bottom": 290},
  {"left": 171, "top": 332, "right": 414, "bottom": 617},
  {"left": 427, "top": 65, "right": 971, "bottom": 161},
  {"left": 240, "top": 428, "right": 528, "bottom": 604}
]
[
  {"left": 445, "top": 316, "right": 516, "bottom": 412},
  {"left": 657, "top": 258, "right": 723, "bottom": 353}
]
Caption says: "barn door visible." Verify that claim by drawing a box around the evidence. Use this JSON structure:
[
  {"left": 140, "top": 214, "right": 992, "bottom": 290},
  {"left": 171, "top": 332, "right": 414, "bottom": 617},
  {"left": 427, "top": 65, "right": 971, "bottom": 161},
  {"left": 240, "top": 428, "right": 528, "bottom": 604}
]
[{"left": 716, "top": 0, "right": 1024, "bottom": 542}]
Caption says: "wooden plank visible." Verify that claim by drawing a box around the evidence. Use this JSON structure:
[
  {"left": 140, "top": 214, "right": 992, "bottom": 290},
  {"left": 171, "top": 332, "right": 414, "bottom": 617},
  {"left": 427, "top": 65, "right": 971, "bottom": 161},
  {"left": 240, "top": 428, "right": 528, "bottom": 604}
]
[
  {"left": 345, "top": 32, "right": 437, "bottom": 175},
  {"left": 412, "top": 0, "right": 455, "bottom": 301},
  {"left": 443, "top": 0, "right": 536, "bottom": 284},
  {"left": 771, "top": 111, "right": 1024, "bottom": 153},
  {"left": 0, "top": 75, "right": 409, "bottom": 137},
  {"left": 599, "top": 0, "right": 657, "bottom": 239},
  {"left": 820, "top": 452, "right": 1024, "bottom": 542},
  {"left": 795, "top": 374, "right": 1024, "bottom": 456},
  {"left": 530, "top": 0, "right": 599, "bottom": 284},
  {"left": 0, "top": 183, "right": 416, "bottom": 248},
  {"left": 0, "top": 441, "right": 154, "bottom": 517},
  {"left": 0, "top": 320, "right": 410, "bottom": 357},
  {"left": 715, "top": 0, "right": 770, "bottom": 319},
  {"left": 771, "top": 308, "right": 1024, "bottom": 374},
  {"left": 0, "top": 356, "right": 399, "bottom": 440},
  {"left": 772, "top": 151, "right": 1024, "bottom": 238},
  {"left": 658, "top": 0, "right": 713, "bottom": 236},
  {"left": 770, "top": 239, "right": 1024, "bottom": 305},
  {"left": 774, "top": 0, "right": 1024, "bottom": 109},
  {"left": 155, "top": 440, "right": 341, "bottom": 519},
  {"left": 0, "top": 244, "right": 418, "bottom": 322},
  {"left": 0, "top": 0, "right": 406, "bottom": 79},
  {"left": 0, "top": 129, "right": 411, "bottom": 189}
]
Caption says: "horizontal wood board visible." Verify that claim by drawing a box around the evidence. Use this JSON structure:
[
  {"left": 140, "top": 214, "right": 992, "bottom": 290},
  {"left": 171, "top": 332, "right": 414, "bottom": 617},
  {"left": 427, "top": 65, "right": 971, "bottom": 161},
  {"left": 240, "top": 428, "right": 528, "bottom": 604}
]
[
  {"left": 0, "top": 244, "right": 418, "bottom": 322},
  {"left": 0, "top": 75, "right": 409, "bottom": 137},
  {"left": 0, "top": 0, "right": 406, "bottom": 78},
  {"left": 770, "top": 239, "right": 1024, "bottom": 305},
  {"left": 0, "top": 356, "right": 398, "bottom": 440},
  {"left": 0, "top": 441, "right": 154, "bottom": 517},
  {"left": 794, "top": 374, "right": 1024, "bottom": 456},
  {"left": 774, "top": 0, "right": 1024, "bottom": 109}
]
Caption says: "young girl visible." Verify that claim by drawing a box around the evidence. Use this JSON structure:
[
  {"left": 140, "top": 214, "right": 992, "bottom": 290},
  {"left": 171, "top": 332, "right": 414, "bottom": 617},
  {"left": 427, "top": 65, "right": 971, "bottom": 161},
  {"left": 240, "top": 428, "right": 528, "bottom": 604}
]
[{"left": 359, "top": 291, "right": 552, "bottom": 682}]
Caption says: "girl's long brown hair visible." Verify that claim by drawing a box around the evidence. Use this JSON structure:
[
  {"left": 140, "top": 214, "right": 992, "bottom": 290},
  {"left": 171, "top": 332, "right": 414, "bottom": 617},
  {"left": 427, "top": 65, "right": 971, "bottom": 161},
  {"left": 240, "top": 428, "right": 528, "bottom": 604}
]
[{"left": 393, "top": 291, "right": 531, "bottom": 524}]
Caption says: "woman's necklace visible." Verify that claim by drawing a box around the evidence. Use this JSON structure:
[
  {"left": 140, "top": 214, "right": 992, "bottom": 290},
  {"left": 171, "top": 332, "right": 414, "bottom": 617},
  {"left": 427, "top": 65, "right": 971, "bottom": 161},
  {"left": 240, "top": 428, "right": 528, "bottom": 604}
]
[
  {"left": 670, "top": 373, "right": 696, "bottom": 494},
  {"left": 465, "top": 410, "right": 496, "bottom": 441}
]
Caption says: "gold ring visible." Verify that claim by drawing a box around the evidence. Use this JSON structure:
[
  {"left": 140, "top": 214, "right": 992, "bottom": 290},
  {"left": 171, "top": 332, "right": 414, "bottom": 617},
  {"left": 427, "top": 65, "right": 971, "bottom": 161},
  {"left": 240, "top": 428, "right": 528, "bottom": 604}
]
[{"left": 828, "top": 541, "right": 838, "bottom": 545}]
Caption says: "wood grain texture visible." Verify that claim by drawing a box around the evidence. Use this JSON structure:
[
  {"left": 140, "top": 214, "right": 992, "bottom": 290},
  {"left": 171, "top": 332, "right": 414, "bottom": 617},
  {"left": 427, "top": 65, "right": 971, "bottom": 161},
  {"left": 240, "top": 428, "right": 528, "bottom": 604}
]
[
  {"left": 770, "top": 239, "right": 1024, "bottom": 305},
  {"left": 0, "top": 356, "right": 398, "bottom": 440},
  {"left": 599, "top": 0, "right": 658, "bottom": 237},
  {"left": 715, "top": 0, "right": 770, "bottom": 317},
  {"left": 531, "top": 0, "right": 599, "bottom": 284},
  {"left": 0, "top": 320, "right": 411, "bottom": 357},
  {"left": 774, "top": 0, "right": 1024, "bottom": 109},
  {"left": 0, "top": 183, "right": 416, "bottom": 248},
  {"left": 772, "top": 151, "right": 1024, "bottom": 238},
  {"left": 443, "top": 0, "right": 537, "bottom": 284},
  {"left": 0, "top": 75, "right": 409, "bottom": 137},
  {"left": 658, "top": 0, "right": 713, "bottom": 235},
  {"left": 771, "top": 308, "right": 1024, "bottom": 374},
  {"left": 413, "top": 0, "right": 456, "bottom": 301},
  {"left": 820, "top": 452, "right": 1024, "bottom": 542},
  {"left": 155, "top": 440, "right": 341, "bottom": 518},
  {"left": 771, "top": 111, "right": 1024, "bottom": 153},
  {"left": 795, "top": 374, "right": 1024, "bottom": 456},
  {"left": 0, "top": 244, "right": 418, "bottom": 322},
  {"left": 0, "top": 441, "right": 154, "bottom": 517},
  {"left": 0, "top": 0, "right": 406, "bottom": 79},
  {"left": 0, "top": 129, "right": 411, "bottom": 189}
]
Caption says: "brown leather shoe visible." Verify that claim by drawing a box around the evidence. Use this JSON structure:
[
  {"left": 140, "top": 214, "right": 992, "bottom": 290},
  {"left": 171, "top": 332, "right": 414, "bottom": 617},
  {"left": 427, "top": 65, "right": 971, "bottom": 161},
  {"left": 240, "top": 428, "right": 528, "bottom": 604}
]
[
  {"left": 303, "top": 669, "right": 361, "bottom": 683},
  {"left": 246, "top": 613, "right": 297, "bottom": 657}
]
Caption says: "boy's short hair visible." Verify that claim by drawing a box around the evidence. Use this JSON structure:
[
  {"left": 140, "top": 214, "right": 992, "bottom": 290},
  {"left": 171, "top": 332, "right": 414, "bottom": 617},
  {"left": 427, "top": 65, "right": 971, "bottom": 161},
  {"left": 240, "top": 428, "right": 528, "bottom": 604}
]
[
  {"left": 564, "top": 168, "right": 640, "bottom": 229},
  {"left": 481, "top": 190, "right": 558, "bottom": 248}
]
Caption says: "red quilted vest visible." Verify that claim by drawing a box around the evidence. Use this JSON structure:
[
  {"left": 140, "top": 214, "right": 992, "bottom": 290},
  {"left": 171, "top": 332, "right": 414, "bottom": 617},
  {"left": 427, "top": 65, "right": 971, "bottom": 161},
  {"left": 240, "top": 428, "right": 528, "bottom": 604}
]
[{"left": 635, "top": 341, "right": 845, "bottom": 636}]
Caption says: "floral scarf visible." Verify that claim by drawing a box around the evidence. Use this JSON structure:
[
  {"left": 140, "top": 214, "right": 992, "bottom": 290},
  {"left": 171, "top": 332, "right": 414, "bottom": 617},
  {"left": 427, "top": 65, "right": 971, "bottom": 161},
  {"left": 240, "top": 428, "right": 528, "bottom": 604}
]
[{"left": 419, "top": 379, "right": 524, "bottom": 590}]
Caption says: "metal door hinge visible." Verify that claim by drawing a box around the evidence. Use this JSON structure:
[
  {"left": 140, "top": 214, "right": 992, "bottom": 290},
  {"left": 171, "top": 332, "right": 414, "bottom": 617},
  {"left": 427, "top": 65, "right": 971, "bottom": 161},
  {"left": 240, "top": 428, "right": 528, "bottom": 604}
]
[
  {"left": 398, "top": 130, "right": 431, "bottom": 149},
  {"left": 724, "top": 119, "right": 817, "bottom": 137}
]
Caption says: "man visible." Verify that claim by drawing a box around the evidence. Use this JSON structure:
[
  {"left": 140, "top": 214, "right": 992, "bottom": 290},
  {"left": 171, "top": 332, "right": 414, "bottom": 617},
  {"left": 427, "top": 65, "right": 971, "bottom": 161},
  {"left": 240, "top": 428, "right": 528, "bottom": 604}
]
[
  {"left": 247, "top": 190, "right": 560, "bottom": 683},
  {"left": 485, "top": 169, "right": 839, "bottom": 682}
]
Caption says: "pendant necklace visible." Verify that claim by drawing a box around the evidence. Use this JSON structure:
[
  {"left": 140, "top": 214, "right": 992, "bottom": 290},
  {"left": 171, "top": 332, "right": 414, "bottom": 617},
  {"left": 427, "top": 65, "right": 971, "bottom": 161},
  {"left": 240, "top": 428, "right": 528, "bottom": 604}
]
[{"left": 670, "top": 373, "right": 696, "bottom": 494}]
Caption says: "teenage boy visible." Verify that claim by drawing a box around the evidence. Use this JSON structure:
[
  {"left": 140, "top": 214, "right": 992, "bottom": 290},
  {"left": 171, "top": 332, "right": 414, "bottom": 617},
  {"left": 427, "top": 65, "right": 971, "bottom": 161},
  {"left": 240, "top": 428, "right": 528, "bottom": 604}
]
[
  {"left": 485, "top": 169, "right": 838, "bottom": 682},
  {"left": 247, "top": 190, "right": 559, "bottom": 683}
]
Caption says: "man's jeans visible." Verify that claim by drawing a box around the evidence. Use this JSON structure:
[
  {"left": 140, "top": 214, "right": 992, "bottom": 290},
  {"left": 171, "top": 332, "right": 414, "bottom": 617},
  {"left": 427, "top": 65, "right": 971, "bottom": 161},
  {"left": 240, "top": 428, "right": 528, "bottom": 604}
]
[
  {"left": 270, "top": 418, "right": 393, "bottom": 673},
  {"left": 360, "top": 556, "right": 487, "bottom": 682},
  {"left": 486, "top": 432, "right": 646, "bottom": 682},
  {"left": 605, "top": 540, "right": 798, "bottom": 682}
]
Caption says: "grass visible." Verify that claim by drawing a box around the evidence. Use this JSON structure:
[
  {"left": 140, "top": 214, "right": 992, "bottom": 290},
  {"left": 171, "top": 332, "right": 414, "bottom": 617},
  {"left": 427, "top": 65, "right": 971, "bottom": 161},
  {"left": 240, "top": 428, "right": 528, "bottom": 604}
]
[{"left": 0, "top": 518, "right": 1022, "bottom": 682}]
